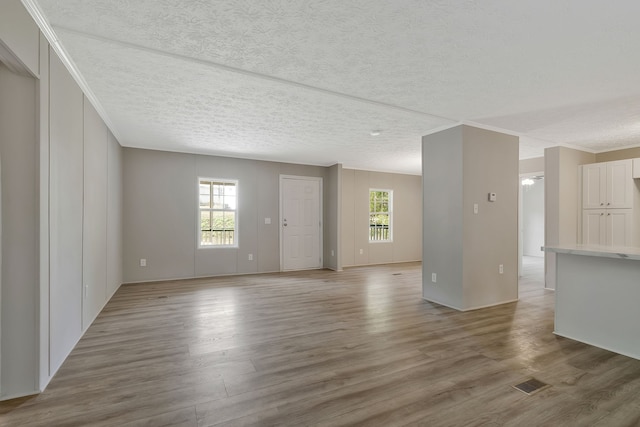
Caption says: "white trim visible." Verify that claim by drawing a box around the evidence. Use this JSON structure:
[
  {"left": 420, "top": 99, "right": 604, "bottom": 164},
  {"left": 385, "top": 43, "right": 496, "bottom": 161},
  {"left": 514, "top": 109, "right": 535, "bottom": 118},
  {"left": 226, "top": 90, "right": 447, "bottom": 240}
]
[
  {"left": 279, "top": 175, "right": 323, "bottom": 272},
  {"left": 197, "top": 177, "right": 239, "bottom": 249},
  {"left": 422, "top": 297, "right": 519, "bottom": 312}
]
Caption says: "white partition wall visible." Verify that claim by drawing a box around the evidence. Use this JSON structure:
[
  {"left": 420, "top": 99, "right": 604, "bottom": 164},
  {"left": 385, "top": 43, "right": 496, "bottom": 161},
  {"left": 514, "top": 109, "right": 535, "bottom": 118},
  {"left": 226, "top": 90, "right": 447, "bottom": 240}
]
[
  {"left": 49, "top": 49, "right": 85, "bottom": 374},
  {"left": 422, "top": 125, "right": 519, "bottom": 311},
  {"left": 82, "top": 100, "right": 109, "bottom": 330},
  {"left": 0, "top": 61, "right": 39, "bottom": 399},
  {"left": 0, "top": 0, "right": 125, "bottom": 399}
]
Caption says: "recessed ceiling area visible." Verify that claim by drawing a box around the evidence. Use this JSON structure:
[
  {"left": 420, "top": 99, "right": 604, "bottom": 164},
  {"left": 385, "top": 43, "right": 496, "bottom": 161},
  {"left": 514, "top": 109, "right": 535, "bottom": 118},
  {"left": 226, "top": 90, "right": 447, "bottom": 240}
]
[{"left": 30, "top": 0, "right": 640, "bottom": 175}]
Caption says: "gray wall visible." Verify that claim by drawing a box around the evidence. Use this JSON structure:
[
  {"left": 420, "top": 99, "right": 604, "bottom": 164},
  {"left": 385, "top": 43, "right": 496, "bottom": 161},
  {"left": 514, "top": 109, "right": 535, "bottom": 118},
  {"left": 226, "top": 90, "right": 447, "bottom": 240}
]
[
  {"left": 0, "top": 1, "right": 124, "bottom": 399},
  {"left": 46, "top": 46, "right": 125, "bottom": 384},
  {"left": 324, "top": 164, "right": 342, "bottom": 271},
  {"left": 519, "top": 156, "right": 544, "bottom": 175},
  {"left": 341, "top": 169, "right": 422, "bottom": 267},
  {"left": 596, "top": 147, "right": 640, "bottom": 163},
  {"left": 423, "top": 125, "right": 519, "bottom": 311},
  {"left": 0, "top": 0, "right": 39, "bottom": 76},
  {"left": 123, "top": 148, "right": 336, "bottom": 283},
  {"left": 461, "top": 126, "right": 519, "bottom": 309},
  {"left": 544, "top": 146, "right": 595, "bottom": 289},
  {"left": 49, "top": 48, "right": 84, "bottom": 374},
  {"left": 0, "top": 61, "right": 38, "bottom": 398},
  {"left": 422, "top": 127, "right": 465, "bottom": 309}
]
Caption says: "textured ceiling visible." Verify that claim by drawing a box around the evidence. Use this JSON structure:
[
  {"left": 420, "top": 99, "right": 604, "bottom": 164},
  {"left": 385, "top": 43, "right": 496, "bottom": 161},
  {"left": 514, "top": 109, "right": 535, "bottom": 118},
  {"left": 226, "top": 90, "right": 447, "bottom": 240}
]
[{"left": 32, "top": 0, "right": 640, "bottom": 174}]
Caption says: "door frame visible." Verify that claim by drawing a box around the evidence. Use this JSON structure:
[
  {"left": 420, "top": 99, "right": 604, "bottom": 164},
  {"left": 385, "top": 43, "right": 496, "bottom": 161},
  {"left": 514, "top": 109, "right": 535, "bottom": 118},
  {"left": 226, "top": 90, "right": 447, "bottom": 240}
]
[{"left": 279, "top": 175, "right": 323, "bottom": 271}]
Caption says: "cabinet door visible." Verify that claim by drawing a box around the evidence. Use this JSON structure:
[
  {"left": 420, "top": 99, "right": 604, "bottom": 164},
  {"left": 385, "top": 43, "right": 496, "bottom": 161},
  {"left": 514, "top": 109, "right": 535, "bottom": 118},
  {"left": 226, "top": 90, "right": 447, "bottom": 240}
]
[
  {"left": 607, "top": 160, "right": 633, "bottom": 208},
  {"left": 582, "top": 209, "right": 606, "bottom": 245},
  {"left": 582, "top": 163, "right": 606, "bottom": 209},
  {"left": 606, "top": 209, "right": 632, "bottom": 247}
]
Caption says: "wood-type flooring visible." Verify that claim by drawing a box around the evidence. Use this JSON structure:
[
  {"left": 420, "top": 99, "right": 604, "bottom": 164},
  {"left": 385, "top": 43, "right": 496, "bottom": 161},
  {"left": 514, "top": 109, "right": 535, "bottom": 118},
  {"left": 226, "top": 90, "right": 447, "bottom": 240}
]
[{"left": 2, "top": 257, "right": 640, "bottom": 426}]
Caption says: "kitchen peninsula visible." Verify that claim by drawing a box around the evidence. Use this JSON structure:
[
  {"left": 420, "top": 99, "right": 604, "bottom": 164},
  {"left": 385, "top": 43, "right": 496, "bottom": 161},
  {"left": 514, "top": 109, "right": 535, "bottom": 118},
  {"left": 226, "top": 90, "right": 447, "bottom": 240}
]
[{"left": 545, "top": 244, "right": 640, "bottom": 360}]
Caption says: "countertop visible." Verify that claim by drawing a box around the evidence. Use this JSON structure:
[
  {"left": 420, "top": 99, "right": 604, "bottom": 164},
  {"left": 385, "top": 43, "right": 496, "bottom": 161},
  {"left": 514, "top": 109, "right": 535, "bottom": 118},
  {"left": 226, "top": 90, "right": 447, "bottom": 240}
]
[{"left": 544, "top": 244, "right": 640, "bottom": 261}]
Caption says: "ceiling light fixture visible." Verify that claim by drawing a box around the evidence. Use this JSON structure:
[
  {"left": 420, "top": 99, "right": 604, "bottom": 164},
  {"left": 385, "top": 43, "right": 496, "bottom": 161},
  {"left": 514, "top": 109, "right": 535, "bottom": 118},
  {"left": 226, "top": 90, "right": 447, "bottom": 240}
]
[
  {"left": 521, "top": 178, "right": 535, "bottom": 186},
  {"left": 370, "top": 130, "right": 382, "bottom": 136}
]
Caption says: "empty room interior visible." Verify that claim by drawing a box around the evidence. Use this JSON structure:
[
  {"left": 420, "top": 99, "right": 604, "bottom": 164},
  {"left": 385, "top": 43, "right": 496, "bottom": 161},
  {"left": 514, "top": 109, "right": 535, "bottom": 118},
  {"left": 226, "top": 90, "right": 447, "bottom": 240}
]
[{"left": 2, "top": 1, "right": 640, "bottom": 425}]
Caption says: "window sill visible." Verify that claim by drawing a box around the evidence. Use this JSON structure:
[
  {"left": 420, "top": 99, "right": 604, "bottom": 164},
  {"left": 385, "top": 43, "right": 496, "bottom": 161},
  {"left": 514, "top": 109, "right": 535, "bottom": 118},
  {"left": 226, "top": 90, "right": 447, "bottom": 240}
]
[{"left": 198, "top": 245, "right": 239, "bottom": 249}]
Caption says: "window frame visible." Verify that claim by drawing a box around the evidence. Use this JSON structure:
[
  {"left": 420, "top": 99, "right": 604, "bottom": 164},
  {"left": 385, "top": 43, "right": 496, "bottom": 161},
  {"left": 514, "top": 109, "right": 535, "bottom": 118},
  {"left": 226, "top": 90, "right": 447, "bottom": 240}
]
[
  {"left": 369, "top": 188, "right": 393, "bottom": 243},
  {"left": 198, "top": 177, "right": 239, "bottom": 249}
]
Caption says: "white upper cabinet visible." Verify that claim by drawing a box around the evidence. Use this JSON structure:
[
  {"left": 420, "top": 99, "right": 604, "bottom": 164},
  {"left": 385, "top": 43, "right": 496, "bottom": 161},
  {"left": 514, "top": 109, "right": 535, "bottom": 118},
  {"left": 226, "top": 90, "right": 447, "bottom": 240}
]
[
  {"left": 581, "top": 158, "right": 640, "bottom": 247},
  {"left": 582, "top": 163, "right": 606, "bottom": 209},
  {"left": 582, "top": 159, "right": 633, "bottom": 209},
  {"left": 607, "top": 160, "right": 634, "bottom": 208}
]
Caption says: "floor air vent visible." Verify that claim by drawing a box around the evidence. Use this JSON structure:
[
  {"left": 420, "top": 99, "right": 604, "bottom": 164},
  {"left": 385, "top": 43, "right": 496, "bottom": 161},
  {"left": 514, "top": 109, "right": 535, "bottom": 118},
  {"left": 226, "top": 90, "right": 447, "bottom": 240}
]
[{"left": 513, "top": 378, "right": 549, "bottom": 395}]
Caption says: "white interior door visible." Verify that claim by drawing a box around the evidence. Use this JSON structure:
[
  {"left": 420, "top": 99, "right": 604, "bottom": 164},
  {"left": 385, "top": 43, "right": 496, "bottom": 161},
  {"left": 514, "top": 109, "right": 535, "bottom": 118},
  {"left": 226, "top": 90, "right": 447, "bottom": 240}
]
[{"left": 280, "top": 176, "right": 322, "bottom": 271}]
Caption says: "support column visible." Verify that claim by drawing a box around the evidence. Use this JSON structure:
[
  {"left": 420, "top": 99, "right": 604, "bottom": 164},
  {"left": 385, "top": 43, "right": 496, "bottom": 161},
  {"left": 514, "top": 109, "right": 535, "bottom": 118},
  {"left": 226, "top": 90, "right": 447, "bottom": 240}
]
[{"left": 422, "top": 125, "right": 519, "bottom": 311}]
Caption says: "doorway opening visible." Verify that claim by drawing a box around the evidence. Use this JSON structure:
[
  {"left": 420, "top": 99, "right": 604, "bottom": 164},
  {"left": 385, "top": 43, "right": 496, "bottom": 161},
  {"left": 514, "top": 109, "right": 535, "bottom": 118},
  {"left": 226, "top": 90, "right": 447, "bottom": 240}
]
[{"left": 518, "top": 174, "right": 545, "bottom": 288}]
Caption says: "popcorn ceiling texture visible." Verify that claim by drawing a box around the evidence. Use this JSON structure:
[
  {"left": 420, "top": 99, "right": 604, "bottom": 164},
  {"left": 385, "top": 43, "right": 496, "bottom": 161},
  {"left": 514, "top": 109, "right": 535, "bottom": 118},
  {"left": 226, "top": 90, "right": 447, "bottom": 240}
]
[{"left": 36, "top": 0, "right": 640, "bottom": 173}]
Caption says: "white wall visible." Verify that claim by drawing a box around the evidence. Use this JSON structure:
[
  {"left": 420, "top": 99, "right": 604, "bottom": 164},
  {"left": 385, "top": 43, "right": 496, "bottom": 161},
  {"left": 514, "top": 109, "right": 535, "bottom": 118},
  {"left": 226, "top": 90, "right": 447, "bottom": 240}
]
[
  {"left": 522, "top": 178, "right": 544, "bottom": 257},
  {"left": 341, "top": 169, "right": 422, "bottom": 267}
]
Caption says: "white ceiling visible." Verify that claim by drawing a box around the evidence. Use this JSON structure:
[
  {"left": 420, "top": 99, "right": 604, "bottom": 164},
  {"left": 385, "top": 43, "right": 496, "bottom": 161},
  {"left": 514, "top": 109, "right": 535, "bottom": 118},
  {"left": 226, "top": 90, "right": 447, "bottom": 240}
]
[{"left": 31, "top": 0, "right": 640, "bottom": 175}]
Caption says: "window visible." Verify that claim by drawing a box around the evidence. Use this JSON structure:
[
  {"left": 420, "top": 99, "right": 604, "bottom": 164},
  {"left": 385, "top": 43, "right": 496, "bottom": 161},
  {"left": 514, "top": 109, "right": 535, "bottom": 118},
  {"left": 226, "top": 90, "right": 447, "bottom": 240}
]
[
  {"left": 199, "top": 179, "right": 238, "bottom": 247},
  {"left": 369, "top": 189, "right": 392, "bottom": 242}
]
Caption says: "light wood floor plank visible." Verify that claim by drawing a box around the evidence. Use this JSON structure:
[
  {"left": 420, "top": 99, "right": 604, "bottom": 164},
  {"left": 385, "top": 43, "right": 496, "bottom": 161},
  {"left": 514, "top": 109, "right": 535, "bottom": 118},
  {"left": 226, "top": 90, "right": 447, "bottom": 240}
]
[{"left": 2, "top": 258, "right": 640, "bottom": 426}]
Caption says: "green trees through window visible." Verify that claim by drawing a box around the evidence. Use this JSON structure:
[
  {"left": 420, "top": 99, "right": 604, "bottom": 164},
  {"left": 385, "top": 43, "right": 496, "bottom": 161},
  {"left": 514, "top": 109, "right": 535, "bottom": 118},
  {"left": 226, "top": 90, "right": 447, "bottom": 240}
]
[
  {"left": 369, "top": 189, "right": 392, "bottom": 241},
  {"left": 199, "top": 179, "right": 237, "bottom": 247}
]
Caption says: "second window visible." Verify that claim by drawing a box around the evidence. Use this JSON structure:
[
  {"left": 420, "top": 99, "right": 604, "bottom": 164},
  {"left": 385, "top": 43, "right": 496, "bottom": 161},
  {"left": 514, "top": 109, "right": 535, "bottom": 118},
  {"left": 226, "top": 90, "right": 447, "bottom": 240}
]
[{"left": 369, "top": 189, "right": 392, "bottom": 242}]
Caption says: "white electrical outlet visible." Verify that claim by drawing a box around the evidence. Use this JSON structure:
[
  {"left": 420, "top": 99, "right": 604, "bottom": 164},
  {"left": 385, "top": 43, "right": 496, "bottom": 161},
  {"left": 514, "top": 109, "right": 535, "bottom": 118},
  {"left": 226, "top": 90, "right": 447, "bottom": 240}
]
[
  {"left": 499, "top": 264, "right": 504, "bottom": 274},
  {"left": 140, "top": 258, "right": 146, "bottom": 267},
  {"left": 432, "top": 273, "right": 437, "bottom": 283},
  {"left": 248, "top": 254, "right": 253, "bottom": 261},
  {"left": 473, "top": 203, "right": 478, "bottom": 214},
  {"left": 359, "top": 249, "right": 364, "bottom": 255},
  {"left": 264, "top": 218, "right": 271, "bottom": 224},
  {"left": 331, "top": 250, "right": 335, "bottom": 256}
]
